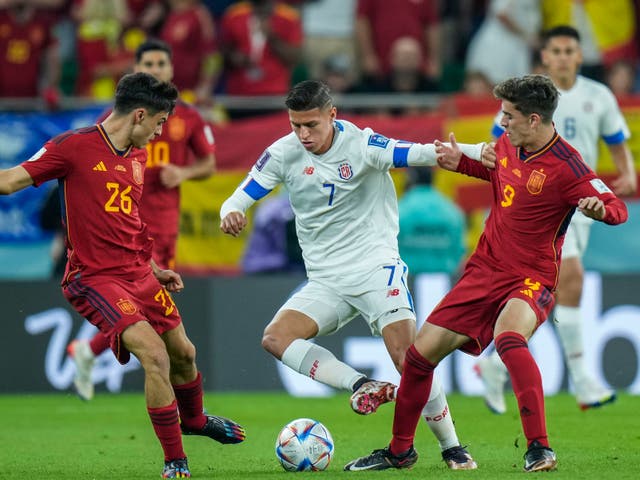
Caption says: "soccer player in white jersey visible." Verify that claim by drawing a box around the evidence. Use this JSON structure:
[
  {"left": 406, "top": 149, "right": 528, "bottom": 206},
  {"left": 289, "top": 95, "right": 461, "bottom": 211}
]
[
  {"left": 220, "top": 80, "right": 491, "bottom": 470},
  {"left": 476, "top": 25, "right": 637, "bottom": 414}
]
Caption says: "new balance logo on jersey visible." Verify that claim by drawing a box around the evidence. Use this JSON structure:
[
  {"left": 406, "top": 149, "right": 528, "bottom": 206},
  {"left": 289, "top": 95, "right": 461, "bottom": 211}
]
[
  {"left": 93, "top": 161, "right": 107, "bottom": 171},
  {"left": 303, "top": 166, "right": 315, "bottom": 175},
  {"left": 387, "top": 288, "right": 400, "bottom": 297}
]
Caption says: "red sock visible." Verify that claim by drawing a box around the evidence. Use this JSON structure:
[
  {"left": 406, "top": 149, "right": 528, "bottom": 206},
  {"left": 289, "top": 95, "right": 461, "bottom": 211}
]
[
  {"left": 147, "top": 400, "right": 185, "bottom": 461},
  {"left": 173, "top": 372, "right": 207, "bottom": 430},
  {"left": 495, "top": 332, "right": 549, "bottom": 448},
  {"left": 89, "top": 331, "right": 110, "bottom": 356},
  {"left": 389, "top": 345, "right": 436, "bottom": 455}
]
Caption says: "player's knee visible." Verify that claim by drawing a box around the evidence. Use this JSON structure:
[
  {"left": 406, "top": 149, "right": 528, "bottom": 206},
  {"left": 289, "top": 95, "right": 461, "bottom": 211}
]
[
  {"left": 139, "top": 345, "right": 171, "bottom": 376},
  {"left": 171, "top": 340, "right": 196, "bottom": 369}
]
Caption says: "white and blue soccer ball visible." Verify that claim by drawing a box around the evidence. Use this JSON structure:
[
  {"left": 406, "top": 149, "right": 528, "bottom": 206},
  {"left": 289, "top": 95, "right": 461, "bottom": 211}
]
[{"left": 275, "top": 418, "right": 334, "bottom": 471}]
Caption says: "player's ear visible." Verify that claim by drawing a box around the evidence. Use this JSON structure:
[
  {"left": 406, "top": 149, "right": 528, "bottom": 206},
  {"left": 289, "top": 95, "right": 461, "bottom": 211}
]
[{"left": 134, "top": 108, "right": 145, "bottom": 124}]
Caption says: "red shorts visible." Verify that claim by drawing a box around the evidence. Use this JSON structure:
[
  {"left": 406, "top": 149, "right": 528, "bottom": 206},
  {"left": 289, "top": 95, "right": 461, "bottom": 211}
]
[
  {"left": 63, "top": 269, "right": 182, "bottom": 364},
  {"left": 150, "top": 233, "right": 177, "bottom": 270},
  {"left": 427, "top": 261, "right": 555, "bottom": 355}
]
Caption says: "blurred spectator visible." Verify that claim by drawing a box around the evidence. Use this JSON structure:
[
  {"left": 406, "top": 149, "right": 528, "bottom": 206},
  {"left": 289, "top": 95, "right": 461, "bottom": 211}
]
[
  {"left": 71, "top": 0, "right": 132, "bottom": 99},
  {"left": 241, "top": 192, "right": 303, "bottom": 274},
  {"left": 160, "top": 0, "right": 220, "bottom": 105},
  {"left": 125, "top": 0, "right": 164, "bottom": 35},
  {"left": 219, "top": 0, "right": 303, "bottom": 99},
  {"left": 0, "top": 1, "right": 61, "bottom": 107},
  {"left": 358, "top": 36, "right": 436, "bottom": 115},
  {"left": 541, "top": 0, "right": 638, "bottom": 83},
  {"left": 439, "top": 70, "right": 497, "bottom": 117},
  {"left": 320, "top": 52, "right": 356, "bottom": 94},
  {"left": 398, "top": 167, "right": 466, "bottom": 275},
  {"left": 301, "top": 0, "right": 356, "bottom": 81},
  {"left": 465, "top": 0, "right": 541, "bottom": 85},
  {"left": 355, "top": 0, "right": 441, "bottom": 90},
  {"left": 606, "top": 59, "right": 638, "bottom": 98}
]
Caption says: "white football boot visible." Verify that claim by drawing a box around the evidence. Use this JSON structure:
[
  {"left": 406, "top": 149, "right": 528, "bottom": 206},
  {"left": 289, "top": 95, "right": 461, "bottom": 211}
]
[
  {"left": 474, "top": 355, "right": 508, "bottom": 415},
  {"left": 67, "top": 340, "right": 96, "bottom": 401}
]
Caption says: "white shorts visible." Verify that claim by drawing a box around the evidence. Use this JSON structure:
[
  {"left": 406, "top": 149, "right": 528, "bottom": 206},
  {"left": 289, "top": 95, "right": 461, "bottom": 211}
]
[
  {"left": 562, "top": 217, "right": 592, "bottom": 259},
  {"left": 278, "top": 258, "right": 416, "bottom": 337}
]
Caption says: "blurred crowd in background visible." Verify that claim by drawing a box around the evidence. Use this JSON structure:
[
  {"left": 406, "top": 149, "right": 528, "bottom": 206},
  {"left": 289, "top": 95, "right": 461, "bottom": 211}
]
[{"left": 1, "top": 0, "right": 639, "bottom": 120}]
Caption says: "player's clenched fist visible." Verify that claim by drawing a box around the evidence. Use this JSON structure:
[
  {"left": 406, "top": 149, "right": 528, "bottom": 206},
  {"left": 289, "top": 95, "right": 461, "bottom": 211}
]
[{"left": 220, "top": 211, "right": 248, "bottom": 237}]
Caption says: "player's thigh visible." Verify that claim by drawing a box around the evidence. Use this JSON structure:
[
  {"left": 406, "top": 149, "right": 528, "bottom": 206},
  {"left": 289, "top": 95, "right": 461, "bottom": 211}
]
[
  {"left": 121, "top": 320, "right": 168, "bottom": 366},
  {"left": 494, "top": 276, "right": 555, "bottom": 340},
  {"left": 274, "top": 280, "right": 358, "bottom": 337}
]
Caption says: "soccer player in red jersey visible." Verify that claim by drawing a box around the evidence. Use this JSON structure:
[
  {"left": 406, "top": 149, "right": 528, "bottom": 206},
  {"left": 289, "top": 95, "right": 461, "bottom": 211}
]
[
  {"left": 68, "top": 38, "right": 217, "bottom": 402},
  {"left": 344, "top": 74, "right": 628, "bottom": 473},
  {"left": 0, "top": 72, "right": 244, "bottom": 479}
]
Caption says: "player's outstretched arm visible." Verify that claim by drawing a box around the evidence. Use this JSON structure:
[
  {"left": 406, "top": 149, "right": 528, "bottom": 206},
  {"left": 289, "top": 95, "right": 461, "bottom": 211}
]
[{"left": 0, "top": 166, "right": 34, "bottom": 195}]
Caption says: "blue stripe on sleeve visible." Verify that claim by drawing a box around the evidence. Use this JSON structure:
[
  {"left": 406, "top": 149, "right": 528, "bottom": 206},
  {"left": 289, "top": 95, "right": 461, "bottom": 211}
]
[
  {"left": 392, "top": 143, "right": 411, "bottom": 167},
  {"left": 491, "top": 124, "right": 505, "bottom": 138},
  {"left": 242, "top": 178, "right": 272, "bottom": 200},
  {"left": 602, "top": 130, "right": 625, "bottom": 145}
]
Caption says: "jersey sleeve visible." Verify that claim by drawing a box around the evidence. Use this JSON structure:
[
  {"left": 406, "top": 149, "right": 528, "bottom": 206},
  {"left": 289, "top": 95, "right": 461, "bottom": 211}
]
[
  {"left": 20, "top": 139, "right": 72, "bottom": 187},
  {"left": 598, "top": 86, "right": 630, "bottom": 144},
  {"left": 562, "top": 168, "right": 628, "bottom": 225},
  {"left": 362, "top": 130, "right": 484, "bottom": 171}
]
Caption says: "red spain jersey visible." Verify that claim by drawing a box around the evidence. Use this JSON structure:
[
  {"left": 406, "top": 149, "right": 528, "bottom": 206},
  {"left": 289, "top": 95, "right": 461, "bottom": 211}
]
[
  {"left": 458, "top": 131, "right": 627, "bottom": 290},
  {"left": 140, "top": 100, "right": 215, "bottom": 237},
  {"left": 21, "top": 125, "right": 153, "bottom": 282}
]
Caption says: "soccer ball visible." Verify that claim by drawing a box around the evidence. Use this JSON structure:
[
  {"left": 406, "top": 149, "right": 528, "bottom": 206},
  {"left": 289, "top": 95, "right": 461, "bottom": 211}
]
[{"left": 275, "top": 418, "right": 334, "bottom": 471}]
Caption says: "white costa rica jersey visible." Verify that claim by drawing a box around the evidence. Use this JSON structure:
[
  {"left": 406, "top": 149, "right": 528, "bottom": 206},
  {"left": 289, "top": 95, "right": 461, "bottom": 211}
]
[{"left": 221, "top": 119, "right": 483, "bottom": 284}]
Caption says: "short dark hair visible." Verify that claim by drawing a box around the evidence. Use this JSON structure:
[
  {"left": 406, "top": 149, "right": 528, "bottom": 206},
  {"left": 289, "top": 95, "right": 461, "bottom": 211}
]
[
  {"left": 285, "top": 80, "right": 333, "bottom": 111},
  {"left": 493, "top": 74, "right": 559, "bottom": 123},
  {"left": 135, "top": 38, "right": 172, "bottom": 63},
  {"left": 541, "top": 25, "right": 580, "bottom": 47},
  {"left": 113, "top": 72, "right": 178, "bottom": 115}
]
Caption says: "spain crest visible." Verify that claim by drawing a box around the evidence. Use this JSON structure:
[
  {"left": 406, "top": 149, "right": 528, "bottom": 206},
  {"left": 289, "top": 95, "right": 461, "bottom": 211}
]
[
  {"left": 338, "top": 162, "right": 353, "bottom": 180},
  {"left": 132, "top": 160, "right": 144, "bottom": 185},
  {"left": 117, "top": 298, "right": 137, "bottom": 315},
  {"left": 526, "top": 170, "right": 546, "bottom": 194}
]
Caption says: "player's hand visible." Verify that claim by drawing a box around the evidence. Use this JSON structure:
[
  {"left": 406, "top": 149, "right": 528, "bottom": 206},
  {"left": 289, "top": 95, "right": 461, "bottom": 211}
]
[
  {"left": 434, "top": 132, "right": 462, "bottom": 171},
  {"left": 611, "top": 173, "right": 637, "bottom": 197},
  {"left": 220, "top": 211, "right": 247, "bottom": 237},
  {"left": 481, "top": 142, "right": 497, "bottom": 169},
  {"left": 155, "top": 269, "right": 184, "bottom": 292},
  {"left": 159, "top": 164, "right": 185, "bottom": 189},
  {"left": 577, "top": 196, "right": 606, "bottom": 220}
]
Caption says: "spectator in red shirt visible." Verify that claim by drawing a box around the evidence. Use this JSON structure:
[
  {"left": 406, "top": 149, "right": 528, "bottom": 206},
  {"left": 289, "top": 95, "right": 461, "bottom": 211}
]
[
  {"left": 71, "top": 0, "right": 132, "bottom": 99},
  {"left": 219, "top": 0, "right": 302, "bottom": 99},
  {"left": 160, "top": 0, "right": 219, "bottom": 105},
  {"left": 0, "top": 2, "right": 61, "bottom": 106},
  {"left": 355, "top": 0, "right": 441, "bottom": 91}
]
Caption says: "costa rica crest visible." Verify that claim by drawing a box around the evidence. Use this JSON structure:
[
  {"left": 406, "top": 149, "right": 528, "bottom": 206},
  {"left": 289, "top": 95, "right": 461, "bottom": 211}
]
[
  {"left": 338, "top": 162, "right": 353, "bottom": 180},
  {"left": 526, "top": 169, "right": 546, "bottom": 194}
]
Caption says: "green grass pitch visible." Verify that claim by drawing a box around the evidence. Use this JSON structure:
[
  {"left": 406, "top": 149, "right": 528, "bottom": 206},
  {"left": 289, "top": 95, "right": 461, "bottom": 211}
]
[{"left": 1, "top": 392, "right": 638, "bottom": 479}]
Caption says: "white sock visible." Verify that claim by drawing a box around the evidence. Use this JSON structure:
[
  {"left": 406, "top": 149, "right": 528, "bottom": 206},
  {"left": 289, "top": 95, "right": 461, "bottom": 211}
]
[
  {"left": 281, "top": 339, "right": 364, "bottom": 391},
  {"left": 489, "top": 349, "right": 509, "bottom": 376},
  {"left": 555, "top": 305, "right": 588, "bottom": 384},
  {"left": 421, "top": 373, "right": 459, "bottom": 450}
]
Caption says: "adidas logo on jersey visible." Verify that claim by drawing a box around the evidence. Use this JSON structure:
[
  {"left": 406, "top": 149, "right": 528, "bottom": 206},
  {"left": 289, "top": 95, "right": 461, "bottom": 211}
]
[{"left": 93, "top": 161, "right": 107, "bottom": 171}]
